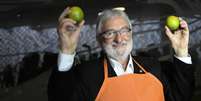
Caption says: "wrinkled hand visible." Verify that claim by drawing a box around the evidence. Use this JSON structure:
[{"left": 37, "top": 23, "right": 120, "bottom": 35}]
[
  {"left": 58, "top": 7, "right": 85, "bottom": 54},
  {"left": 165, "top": 17, "right": 189, "bottom": 57}
]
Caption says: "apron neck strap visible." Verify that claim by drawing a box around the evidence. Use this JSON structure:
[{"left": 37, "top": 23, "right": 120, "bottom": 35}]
[
  {"left": 103, "top": 57, "right": 148, "bottom": 79},
  {"left": 103, "top": 58, "right": 109, "bottom": 79},
  {"left": 133, "top": 59, "right": 148, "bottom": 73}
]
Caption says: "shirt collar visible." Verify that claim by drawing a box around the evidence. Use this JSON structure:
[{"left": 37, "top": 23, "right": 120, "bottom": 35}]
[{"left": 108, "top": 55, "right": 134, "bottom": 76}]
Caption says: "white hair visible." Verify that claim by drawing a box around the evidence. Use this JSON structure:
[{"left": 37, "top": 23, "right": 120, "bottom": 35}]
[{"left": 96, "top": 9, "right": 132, "bottom": 35}]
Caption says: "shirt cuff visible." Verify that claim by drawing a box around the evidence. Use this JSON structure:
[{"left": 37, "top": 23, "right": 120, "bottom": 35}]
[
  {"left": 58, "top": 52, "right": 76, "bottom": 71},
  {"left": 174, "top": 54, "right": 192, "bottom": 64}
]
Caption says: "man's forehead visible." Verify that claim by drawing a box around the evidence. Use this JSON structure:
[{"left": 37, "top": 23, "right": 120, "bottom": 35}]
[{"left": 102, "top": 16, "right": 129, "bottom": 31}]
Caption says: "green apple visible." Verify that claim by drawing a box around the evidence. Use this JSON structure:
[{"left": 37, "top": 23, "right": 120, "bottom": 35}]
[
  {"left": 166, "top": 16, "right": 180, "bottom": 31},
  {"left": 68, "top": 6, "right": 84, "bottom": 23}
]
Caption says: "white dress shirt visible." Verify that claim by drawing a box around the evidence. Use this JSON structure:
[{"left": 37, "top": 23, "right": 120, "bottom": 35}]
[
  {"left": 108, "top": 55, "right": 134, "bottom": 76},
  {"left": 58, "top": 52, "right": 192, "bottom": 76}
]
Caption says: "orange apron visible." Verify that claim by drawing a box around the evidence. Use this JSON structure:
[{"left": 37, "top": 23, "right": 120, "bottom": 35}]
[{"left": 95, "top": 58, "right": 165, "bottom": 101}]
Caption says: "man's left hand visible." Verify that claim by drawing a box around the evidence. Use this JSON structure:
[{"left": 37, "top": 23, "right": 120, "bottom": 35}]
[{"left": 165, "top": 17, "right": 189, "bottom": 57}]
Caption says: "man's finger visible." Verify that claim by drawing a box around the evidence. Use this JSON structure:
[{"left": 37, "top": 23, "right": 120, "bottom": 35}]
[
  {"left": 174, "top": 30, "right": 182, "bottom": 35},
  {"left": 165, "top": 26, "right": 173, "bottom": 39},
  {"left": 59, "top": 19, "right": 76, "bottom": 31},
  {"left": 78, "top": 20, "right": 85, "bottom": 29},
  {"left": 59, "top": 19, "right": 77, "bottom": 33},
  {"left": 60, "top": 19, "right": 76, "bottom": 25},
  {"left": 180, "top": 20, "right": 189, "bottom": 33},
  {"left": 59, "top": 7, "right": 70, "bottom": 22},
  {"left": 179, "top": 17, "right": 188, "bottom": 29}
]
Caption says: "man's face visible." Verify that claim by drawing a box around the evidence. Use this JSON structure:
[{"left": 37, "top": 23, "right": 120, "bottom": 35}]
[{"left": 100, "top": 16, "right": 133, "bottom": 61}]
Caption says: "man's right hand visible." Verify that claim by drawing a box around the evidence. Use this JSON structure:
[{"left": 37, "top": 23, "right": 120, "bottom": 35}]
[{"left": 57, "top": 7, "right": 85, "bottom": 54}]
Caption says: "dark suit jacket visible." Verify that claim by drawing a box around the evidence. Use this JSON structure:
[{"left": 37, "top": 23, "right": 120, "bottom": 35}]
[{"left": 47, "top": 55, "right": 194, "bottom": 101}]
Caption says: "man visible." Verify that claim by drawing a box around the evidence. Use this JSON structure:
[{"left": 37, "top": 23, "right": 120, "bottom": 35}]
[{"left": 48, "top": 7, "right": 194, "bottom": 101}]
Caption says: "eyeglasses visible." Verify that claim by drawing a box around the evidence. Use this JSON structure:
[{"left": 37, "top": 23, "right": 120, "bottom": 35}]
[{"left": 100, "top": 27, "right": 131, "bottom": 39}]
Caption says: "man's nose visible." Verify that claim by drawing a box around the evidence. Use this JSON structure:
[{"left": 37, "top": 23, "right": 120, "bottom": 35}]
[{"left": 114, "top": 33, "right": 123, "bottom": 43}]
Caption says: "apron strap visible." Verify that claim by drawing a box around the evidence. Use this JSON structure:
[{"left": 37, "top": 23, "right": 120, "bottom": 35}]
[
  {"left": 133, "top": 59, "right": 148, "bottom": 73},
  {"left": 104, "top": 58, "right": 109, "bottom": 79},
  {"left": 103, "top": 57, "right": 148, "bottom": 79}
]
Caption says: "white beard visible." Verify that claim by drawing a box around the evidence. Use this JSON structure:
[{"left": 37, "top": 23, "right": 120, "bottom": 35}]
[{"left": 102, "top": 38, "right": 133, "bottom": 62}]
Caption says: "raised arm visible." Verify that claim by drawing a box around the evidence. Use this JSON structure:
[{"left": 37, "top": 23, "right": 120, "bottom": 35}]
[{"left": 47, "top": 6, "right": 85, "bottom": 101}]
